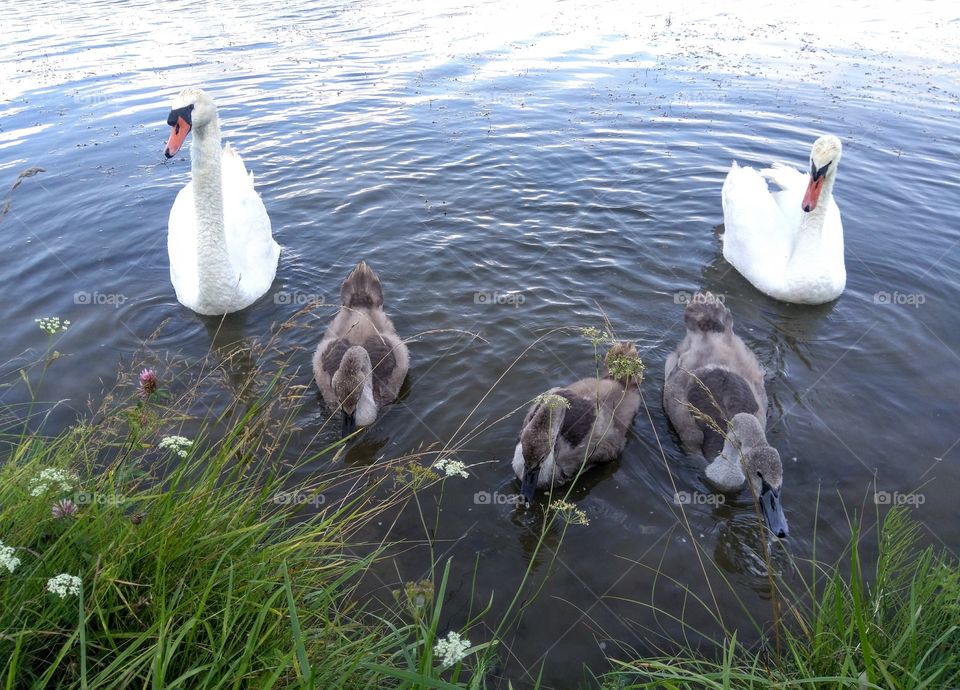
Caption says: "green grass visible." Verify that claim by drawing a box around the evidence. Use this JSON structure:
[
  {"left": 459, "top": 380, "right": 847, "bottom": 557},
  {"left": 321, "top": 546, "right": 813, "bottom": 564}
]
[
  {"left": 0, "top": 373, "right": 408, "bottom": 688},
  {"left": 601, "top": 508, "right": 960, "bottom": 689}
]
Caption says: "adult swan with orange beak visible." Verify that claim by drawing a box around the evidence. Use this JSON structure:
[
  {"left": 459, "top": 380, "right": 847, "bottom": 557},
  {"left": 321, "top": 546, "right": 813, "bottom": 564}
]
[
  {"left": 720, "top": 135, "right": 845, "bottom": 305},
  {"left": 163, "top": 88, "right": 281, "bottom": 316}
]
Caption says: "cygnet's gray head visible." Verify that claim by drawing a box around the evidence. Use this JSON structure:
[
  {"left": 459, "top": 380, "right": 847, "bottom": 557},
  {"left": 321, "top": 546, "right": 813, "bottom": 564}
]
[
  {"left": 332, "top": 346, "right": 373, "bottom": 435},
  {"left": 731, "top": 414, "right": 788, "bottom": 539}
]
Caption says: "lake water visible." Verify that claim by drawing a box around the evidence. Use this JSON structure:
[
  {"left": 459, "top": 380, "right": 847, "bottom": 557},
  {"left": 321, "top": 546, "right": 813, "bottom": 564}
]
[{"left": 2, "top": 0, "right": 959, "bottom": 685}]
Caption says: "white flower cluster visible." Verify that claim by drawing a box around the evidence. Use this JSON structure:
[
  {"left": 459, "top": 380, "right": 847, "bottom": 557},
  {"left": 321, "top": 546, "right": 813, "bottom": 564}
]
[
  {"left": 549, "top": 499, "right": 590, "bottom": 526},
  {"left": 0, "top": 540, "right": 21, "bottom": 573},
  {"left": 29, "top": 468, "right": 77, "bottom": 496},
  {"left": 536, "top": 392, "right": 571, "bottom": 410},
  {"left": 46, "top": 573, "right": 82, "bottom": 598},
  {"left": 433, "top": 630, "right": 471, "bottom": 668},
  {"left": 432, "top": 457, "right": 469, "bottom": 479},
  {"left": 159, "top": 435, "right": 193, "bottom": 458},
  {"left": 580, "top": 326, "right": 612, "bottom": 347},
  {"left": 35, "top": 317, "right": 70, "bottom": 335}
]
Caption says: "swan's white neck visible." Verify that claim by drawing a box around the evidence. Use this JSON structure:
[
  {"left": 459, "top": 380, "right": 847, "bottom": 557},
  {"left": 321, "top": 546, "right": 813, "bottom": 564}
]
[
  {"left": 790, "top": 171, "right": 839, "bottom": 266},
  {"left": 798, "top": 172, "right": 836, "bottom": 234},
  {"left": 190, "top": 114, "right": 238, "bottom": 312}
]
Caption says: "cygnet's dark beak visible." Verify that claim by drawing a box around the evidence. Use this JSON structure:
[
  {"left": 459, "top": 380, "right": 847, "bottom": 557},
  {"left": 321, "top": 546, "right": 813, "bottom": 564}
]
[
  {"left": 760, "top": 480, "right": 788, "bottom": 539},
  {"left": 519, "top": 467, "right": 539, "bottom": 505},
  {"left": 341, "top": 410, "right": 357, "bottom": 438}
]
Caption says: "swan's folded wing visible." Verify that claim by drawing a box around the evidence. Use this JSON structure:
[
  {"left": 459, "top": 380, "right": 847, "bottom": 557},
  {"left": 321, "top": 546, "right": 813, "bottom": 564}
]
[
  {"left": 221, "top": 144, "right": 280, "bottom": 299},
  {"left": 722, "top": 162, "right": 788, "bottom": 233},
  {"left": 557, "top": 391, "right": 597, "bottom": 448},
  {"left": 760, "top": 163, "right": 807, "bottom": 191},
  {"left": 686, "top": 368, "right": 760, "bottom": 458},
  {"left": 761, "top": 163, "right": 807, "bottom": 222},
  {"left": 312, "top": 336, "right": 349, "bottom": 410},
  {"left": 364, "top": 334, "right": 407, "bottom": 404},
  {"left": 167, "top": 182, "right": 200, "bottom": 306},
  {"left": 721, "top": 162, "right": 792, "bottom": 284},
  {"left": 318, "top": 338, "right": 350, "bottom": 377}
]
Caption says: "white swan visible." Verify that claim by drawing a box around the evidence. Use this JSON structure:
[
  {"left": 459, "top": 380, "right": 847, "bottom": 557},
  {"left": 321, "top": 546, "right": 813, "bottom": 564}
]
[
  {"left": 163, "top": 88, "right": 280, "bottom": 315},
  {"left": 721, "top": 135, "right": 845, "bottom": 305}
]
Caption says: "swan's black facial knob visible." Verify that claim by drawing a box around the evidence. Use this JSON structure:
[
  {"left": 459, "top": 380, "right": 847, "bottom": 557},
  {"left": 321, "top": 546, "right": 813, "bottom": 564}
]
[
  {"left": 166, "top": 104, "right": 194, "bottom": 127},
  {"left": 803, "top": 159, "right": 834, "bottom": 211},
  {"left": 164, "top": 105, "right": 195, "bottom": 158}
]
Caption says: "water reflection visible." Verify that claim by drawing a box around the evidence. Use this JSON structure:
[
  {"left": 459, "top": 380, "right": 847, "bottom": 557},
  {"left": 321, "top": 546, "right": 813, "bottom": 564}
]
[{"left": 711, "top": 505, "right": 794, "bottom": 589}]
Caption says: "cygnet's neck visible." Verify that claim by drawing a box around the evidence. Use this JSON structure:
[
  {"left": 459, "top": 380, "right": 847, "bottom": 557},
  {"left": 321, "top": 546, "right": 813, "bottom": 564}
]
[
  {"left": 354, "top": 378, "right": 377, "bottom": 426},
  {"left": 706, "top": 436, "right": 747, "bottom": 491}
]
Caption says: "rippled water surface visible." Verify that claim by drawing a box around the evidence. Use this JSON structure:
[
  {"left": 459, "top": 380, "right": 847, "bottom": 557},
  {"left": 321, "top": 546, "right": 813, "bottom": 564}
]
[{"left": 3, "top": 0, "right": 959, "bottom": 684}]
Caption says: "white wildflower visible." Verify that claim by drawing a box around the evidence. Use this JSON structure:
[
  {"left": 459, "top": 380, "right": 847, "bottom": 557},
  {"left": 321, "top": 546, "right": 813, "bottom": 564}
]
[
  {"left": 46, "top": 573, "right": 82, "bottom": 598},
  {"left": 580, "top": 326, "right": 612, "bottom": 347},
  {"left": 549, "top": 499, "right": 590, "bottom": 526},
  {"left": 159, "top": 435, "right": 193, "bottom": 458},
  {"left": 536, "top": 392, "right": 571, "bottom": 410},
  {"left": 35, "top": 317, "right": 70, "bottom": 335},
  {"left": 0, "top": 540, "right": 21, "bottom": 573},
  {"left": 29, "top": 468, "right": 77, "bottom": 496},
  {"left": 433, "top": 630, "right": 471, "bottom": 667},
  {"left": 432, "top": 457, "right": 469, "bottom": 479}
]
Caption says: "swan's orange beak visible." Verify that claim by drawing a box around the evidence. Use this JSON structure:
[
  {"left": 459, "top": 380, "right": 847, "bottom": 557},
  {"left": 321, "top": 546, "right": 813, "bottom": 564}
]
[
  {"left": 164, "top": 117, "right": 191, "bottom": 158},
  {"left": 802, "top": 175, "right": 824, "bottom": 213}
]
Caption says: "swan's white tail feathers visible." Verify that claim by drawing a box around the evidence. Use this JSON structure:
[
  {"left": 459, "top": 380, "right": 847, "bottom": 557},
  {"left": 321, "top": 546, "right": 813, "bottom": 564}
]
[
  {"left": 221, "top": 142, "right": 255, "bottom": 186},
  {"left": 760, "top": 163, "right": 806, "bottom": 191},
  {"left": 722, "top": 160, "right": 763, "bottom": 215},
  {"left": 727, "top": 162, "right": 772, "bottom": 191}
]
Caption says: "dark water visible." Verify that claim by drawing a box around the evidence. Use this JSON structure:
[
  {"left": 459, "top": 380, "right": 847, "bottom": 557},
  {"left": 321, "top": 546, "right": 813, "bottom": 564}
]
[{"left": 3, "top": 0, "right": 959, "bottom": 684}]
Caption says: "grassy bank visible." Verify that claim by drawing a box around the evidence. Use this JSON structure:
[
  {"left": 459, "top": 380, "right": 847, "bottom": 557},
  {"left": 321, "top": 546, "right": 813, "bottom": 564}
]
[
  {"left": 602, "top": 508, "right": 960, "bottom": 689},
  {"left": 0, "top": 325, "right": 957, "bottom": 689},
  {"left": 0, "top": 355, "right": 406, "bottom": 687}
]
